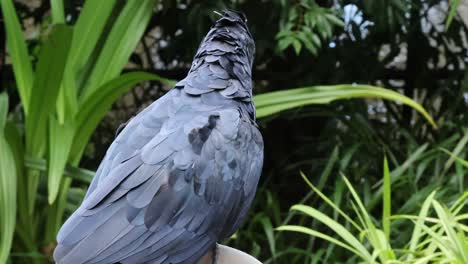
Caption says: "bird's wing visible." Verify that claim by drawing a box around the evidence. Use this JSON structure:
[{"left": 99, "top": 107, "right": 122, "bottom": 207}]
[{"left": 54, "top": 89, "right": 263, "bottom": 264}]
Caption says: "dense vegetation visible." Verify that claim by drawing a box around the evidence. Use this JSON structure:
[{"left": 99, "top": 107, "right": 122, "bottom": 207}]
[{"left": 0, "top": 0, "right": 467, "bottom": 263}]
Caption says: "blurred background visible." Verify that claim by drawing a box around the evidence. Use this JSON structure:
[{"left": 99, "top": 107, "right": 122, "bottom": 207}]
[{"left": 0, "top": 0, "right": 467, "bottom": 263}]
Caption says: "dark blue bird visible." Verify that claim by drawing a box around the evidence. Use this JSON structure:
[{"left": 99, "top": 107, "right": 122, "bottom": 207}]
[{"left": 54, "top": 10, "right": 263, "bottom": 264}]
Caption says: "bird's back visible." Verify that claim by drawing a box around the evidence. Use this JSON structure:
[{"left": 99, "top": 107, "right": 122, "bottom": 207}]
[{"left": 54, "top": 10, "right": 263, "bottom": 264}]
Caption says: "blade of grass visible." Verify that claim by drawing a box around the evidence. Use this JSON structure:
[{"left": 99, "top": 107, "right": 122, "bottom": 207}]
[
  {"left": 257, "top": 215, "right": 276, "bottom": 258},
  {"left": 0, "top": 93, "right": 17, "bottom": 263},
  {"left": 369, "top": 144, "right": 429, "bottom": 210},
  {"left": 254, "top": 85, "right": 437, "bottom": 128},
  {"left": 316, "top": 146, "right": 338, "bottom": 191},
  {"left": 47, "top": 118, "right": 74, "bottom": 203},
  {"left": 286, "top": 205, "right": 374, "bottom": 262},
  {"left": 300, "top": 172, "right": 362, "bottom": 231},
  {"left": 442, "top": 131, "right": 468, "bottom": 173},
  {"left": 432, "top": 200, "right": 468, "bottom": 262},
  {"left": 383, "top": 156, "right": 391, "bottom": 240},
  {"left": 407, "top": 191, "right": 437, "bottom": 261},
  {"left": 44, "top": 177, "right": 72, "bottom": 244},
  {"left": 450, "top": 191, "right": 468, "bottom": 214},
  {"left": 446, "top": 0, "right": 461, "bottom": 29},
  {"left": 81, "top": 0, "right": 157, "bottom": 99},
  {"left": 25, "top": 24, "right": 73, "bottom": 157},
  {"left": 411, "top": 220, "right": 456, "bottom": 259},
  {"left": 0, "top": 0, "right": 34, "bottom": 112},
  {"left": 50, "top": 0, "right": 65, "bottom": 24},
  {"left": 276, "top": 225, "right": 370, "bottom": 261},
  {"left": 24, "top": 24, "right": 73, "bottom": 212},
  {"left": 440, "top": 148, "right": 468, "bottom": 168},
  {"left": 58, "top": 0, "right": 118, "bottom": 121},
  {"left": 342, "top": 175, "right": 395, "bottom": 262}
]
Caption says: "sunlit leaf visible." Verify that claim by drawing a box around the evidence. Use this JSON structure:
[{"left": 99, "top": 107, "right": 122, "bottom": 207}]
[
  {"left": 0, "top": 93, "right": 17, "bottom": 263},
  {"left": 446, "top": 0, "right": 461, "bottom": 29},
  {"left": 25, "top": 25, "right": 73, "bottom": 157},
  {"left": 81, "top": 0, "right": 158, "bottom": 99},
  {"left": 383, "top": 156, "right": 391, "bottom": 240},
  {"left": 254, "top": 85, "right": 437, "bottom": 128},
  {"left": 47, "top": 118, "right": 74, "bottom": 204},
  {"left": 50, "top": 0, "right": 65, "bottom": 24},
  {"left": 0, "top": 0, "right": 34, "bottom": 112}
]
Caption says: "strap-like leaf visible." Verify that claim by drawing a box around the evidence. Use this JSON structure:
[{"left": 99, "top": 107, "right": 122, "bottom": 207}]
[
  {"left": 47, "top": 118, "right": 75, "bottom": 204},
  {"left": 50, "top": 0, "right": 65, "bottom": 24},
  {"left": 23, "top": 25, "right": 73, "bottom": 213},
  {"left": 0, "top": 0, "right": 34, "bottom": 112},
  {"left": 446, "top": 0, "right": 461, "bottom": 30},
  {"left": 254, "top": 84, "right": 437, "bottom": 128},
  {"left": 58, "top": 0, "right": 118, "bottom": 121},
  {"left": 25, "top": 25, "right": 73, "bottom": 157},
  {"left": 0, "top": 93, "right": 17, "bottom": 263},
  {"left": 0, "top": 93, "right": 7, "bottom": 131},
  {"left": 81, "top": 0, "right": 158, "bottom": 99}
]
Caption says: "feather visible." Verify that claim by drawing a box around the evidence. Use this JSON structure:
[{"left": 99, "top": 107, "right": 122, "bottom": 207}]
[{"left": 54, "top": 10, "right": 263, "bottom": 264}]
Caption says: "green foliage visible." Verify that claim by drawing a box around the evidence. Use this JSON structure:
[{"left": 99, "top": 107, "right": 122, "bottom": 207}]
[
  {"left": 446, "top": 0, "right": 461, "bottom": 29},
  {"left": 229, "top": 131, "right": 467, "bottom": 263},
  {"left": 277, "top": 161, "right": 468, "bottom": 263},
  {"left": 0, "top": 94, "right": 17, "bottom": 264},
  {"left": 254, "top": 84, "right": 436, "bottom": 128},
  {"left": 276, "top": 0, "right": 343, "bottom": 55},
  {"left": 0, "top": 0, "right": 172, "bottom": 261},
  {"left": 0, "top": 0, "right": 34, "bottom": 111},
  {"left": 1, "top": 0, "right": 467, "bottom": 263}
]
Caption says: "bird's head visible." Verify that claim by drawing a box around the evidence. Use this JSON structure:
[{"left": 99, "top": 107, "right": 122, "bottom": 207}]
[{"left": 197, "top": 10, "right": 255, "bottom": 68}]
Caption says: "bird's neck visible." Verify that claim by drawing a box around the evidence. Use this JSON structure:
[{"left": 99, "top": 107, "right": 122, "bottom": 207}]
[{"left": 176, "top": 44, "right": 253, "bottom": 102}]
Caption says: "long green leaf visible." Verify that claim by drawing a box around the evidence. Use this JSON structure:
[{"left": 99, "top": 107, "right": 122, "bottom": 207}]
[
  {"left": 300, "top": 172, "right": 362, "bottom": 231},
  {"left": 440, "top": 148, "right": 468, "bottom": 168},
  {"left": 289, "top": 204, "right": 374, "bottom": 262},
  {"left": 0, "top": 0, "right": 34, "bottom": 112},
  {"left": 4, "top": 121, "right": 30, "bottom": 249},
  {"left": 407, "top": 191, "right": 437, "bottom": 261},
  {"left": 432, "top": 200, "right": 468, "bottom": 262},
  {"left": 24, "top": 24, "right": 73, "bottom": 213},
  {"left": 383, "top": 156, "right": 391, "bottom": 240},
  {"left": 70, "top": 72, "right": 173, "bottom": 162},
  {"left": 446, "top": 0, "right": 461, "bottom": 29},
  {"left": 68, "top": 0, "right": 117, "bottom": 75},
  {"left": 442, "top": 131, "right": 468, "bottom": 172},
  {"left": 253, "top": 84, "right": 437, "bottom": 128},
  {"left": 44, "top": 177, "right": 72, "bottom": 244},
  {"left": 58, "top": 0, "right": 118, "bottom": 121},
  {"left": 0, "top": 93, "right": 17, "bottom": 263},
  {"left": 343, "top": 175, "right": 395, "bottom": 261},
  {"left": 256, "top": 215, "right": 276, "bottom": 258},
  {"left": 25, "top": 24, "right": 73, "bottom": 157},
  {"left": 276, "top": 225, "right": 367, "bottom": 261},
  {"left": 0, "top": 94, "right": 7, "bottom": 129},
  {"left": 47, "top": 118, "right": 74, "bottom": 204},
  {"left": 369, "top": 143, "right": 429, "bottom": 210},
  {"left": 50, "top": 0, "right": 65, "bottom": 24},
  {"left": 81, "top": 0, "right": 157, "bottom": 99}
]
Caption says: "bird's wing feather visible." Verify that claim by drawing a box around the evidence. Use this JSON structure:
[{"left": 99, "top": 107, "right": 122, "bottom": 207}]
[{"left": 54, "top": 89, "right": 263, "bottom": 264}]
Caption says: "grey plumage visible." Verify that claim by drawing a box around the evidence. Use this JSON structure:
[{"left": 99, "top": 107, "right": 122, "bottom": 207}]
[{"left": 54, "top": 10, "right": 263, "bottom": 264}]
